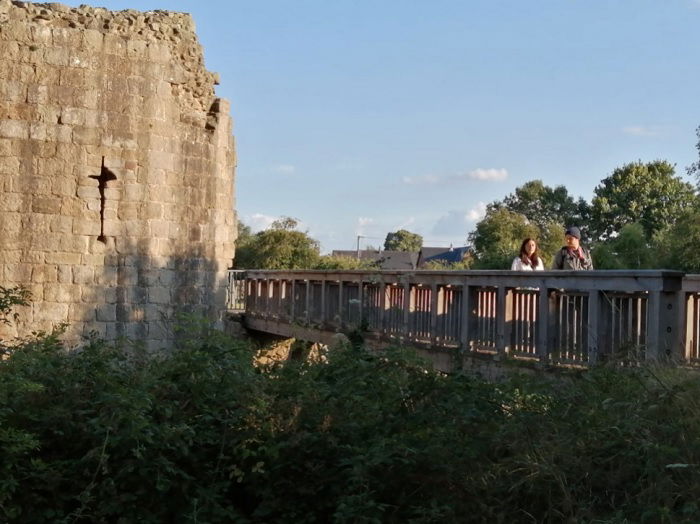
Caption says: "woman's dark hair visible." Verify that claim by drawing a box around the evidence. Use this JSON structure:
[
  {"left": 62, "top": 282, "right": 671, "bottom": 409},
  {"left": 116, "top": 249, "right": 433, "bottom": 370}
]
[{"left": 519, "top": 238, "right": 540, "bottom": 267}]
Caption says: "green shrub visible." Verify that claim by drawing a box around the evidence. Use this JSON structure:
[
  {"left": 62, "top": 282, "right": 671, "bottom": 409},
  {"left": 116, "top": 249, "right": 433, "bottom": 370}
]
[{"left": 3, "top": 324, "right": 700, "bottom": 523}]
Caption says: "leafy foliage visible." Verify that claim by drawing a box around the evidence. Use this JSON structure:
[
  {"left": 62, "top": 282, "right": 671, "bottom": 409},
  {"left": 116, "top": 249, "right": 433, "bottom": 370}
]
[
  {"left": 234, "top": 217, "right": 321, "bottom": 269},
  {"left": 492, "top": 179, "right": 591, "bottom": 239},
  {"left": 687, "top": 125, "right": 700, "bottom": 181},
  {"left": 383, "top": 229, "right": 423, "bottom": 252},
  {"left": 312, "top": 254, "right": 380, "bottom": 270},
  {"left": 655, "top": 204, "right": 700, "bottom": 272},
  {"left": 4, "top": 328, "right": 700, "bottom": 522},
  {"left": 0, "top": 286, "right": 30, "bottom": 325},
  {"left": 590, "top": 160, "right": 697, "bottom": 241},
  {"left": 468, "top": 208, "right": 563, "bottom": 269},
  {"left": 592, "top": 223, "right": 657, "bottom": 269}
]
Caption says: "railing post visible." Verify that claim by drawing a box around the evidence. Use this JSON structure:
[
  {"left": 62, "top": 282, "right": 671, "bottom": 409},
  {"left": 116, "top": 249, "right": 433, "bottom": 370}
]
[
  {"left": 402, "top": 282, "right": 411, "bottom": 340},
  {"left": 338, "top": 281, "right": 344, "bottom": 328},
  {"left": 290, "top": 279, "right": 296, "bottom": 322},
  {"left": 430, "top": 283, "right": 439, "bottom": 346},
  {"left": 379, "top": 282, "right": 387, "bottom": 334},
  {"left": 587, "top": 290, "right": 600, "bottom": 365},
  {"left": 647, "top": 281, "right": 683, "bottom": 361},
  {"left": 358, "top": 278, "right": 364, "bottom": 328},
  {"left": 320, "top": 279, "right": 326, "bottom": 327},
  {"left": 536, "top": 287, "right": 551, "bottom": 363},
  {"left": 305, "top": 279, "right": 311, "bottom": 326},
  {"left": 684, "top": 293, "right": 695, "bottom": 361},
  {"left": 460, "top": 283, "right": 472, "bottom": 353},
  {"left": 496, "top": 286, "right": 513, "bottom": 357}
]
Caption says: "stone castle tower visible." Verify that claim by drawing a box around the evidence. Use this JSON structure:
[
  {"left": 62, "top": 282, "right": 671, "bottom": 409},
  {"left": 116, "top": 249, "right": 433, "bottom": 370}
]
[{"left": 0, "top": 1, "right": 236, "bottom": 347}]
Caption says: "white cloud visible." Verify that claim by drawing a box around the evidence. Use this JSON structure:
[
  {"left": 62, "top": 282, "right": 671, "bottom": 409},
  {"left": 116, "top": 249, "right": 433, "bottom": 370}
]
[
  {"left": 622, "top": 126, "right": 661, "bottom": 137},
  {"left": 271, "top": 164, "right": 296, "bottom": 174},
  {"left": 402, "top": 169, "right": 508, "bottom": 185},
  {"left": 432, "top": 211, "right": 469, "bottom": 236},
  {"left": 431, "top": 203, "right": 486, "bottom": 237},
  {"left": 401, "top": 174, "right": 440, "bottom": 185},
  {"left": 245, "top": 213, "right": 277, "bottom": 232},
  {"left": 464, "top": 168, "right": 508, "bottom": 181},
  {"left": 358, "top": 217, "right": 374, "bottom": 227},
  {"left": 397, "top": 216, "right": 416, "bottom": 229},
  {"left": 467, "top": 201, "right": 487, "bottom": 221}
]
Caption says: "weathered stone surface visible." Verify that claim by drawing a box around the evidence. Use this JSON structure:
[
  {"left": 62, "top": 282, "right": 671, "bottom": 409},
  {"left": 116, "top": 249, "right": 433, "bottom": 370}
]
[{"left": 0, "top": 1, "right": 236, "bottom": 346}]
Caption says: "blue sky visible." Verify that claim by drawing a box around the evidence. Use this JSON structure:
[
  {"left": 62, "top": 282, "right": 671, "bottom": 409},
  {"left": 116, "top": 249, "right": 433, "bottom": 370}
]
[{"left": 62, "top": 0, "right": 700, "bottom": 252}]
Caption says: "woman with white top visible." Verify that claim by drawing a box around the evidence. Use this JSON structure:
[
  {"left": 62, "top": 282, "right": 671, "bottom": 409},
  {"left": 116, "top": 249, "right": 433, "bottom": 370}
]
[{"left": 511, "top": 238, "right": 544, "bottom": 271}]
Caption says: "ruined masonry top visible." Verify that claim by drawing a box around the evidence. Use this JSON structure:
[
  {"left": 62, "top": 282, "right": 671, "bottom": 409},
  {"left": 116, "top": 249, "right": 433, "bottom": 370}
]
[{"left": 0, "top": 0, "right": 219, "bottom": 113}]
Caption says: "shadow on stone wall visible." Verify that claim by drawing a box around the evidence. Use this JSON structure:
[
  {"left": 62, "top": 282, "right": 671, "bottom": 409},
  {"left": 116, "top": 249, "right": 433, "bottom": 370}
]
[{"left": 52, "top": 237, "right": 230, "bottom": 351}]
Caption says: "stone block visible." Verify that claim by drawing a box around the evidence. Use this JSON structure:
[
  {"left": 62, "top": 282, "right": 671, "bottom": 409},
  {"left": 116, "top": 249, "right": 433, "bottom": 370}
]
[
  {"left": 118, "top": 202, "right": 138, "bottom": 220},
  {"left": 56, "top": 125, "right": 73, "bottom": 143},
  {"left": 76, "top": 186, "right": 100, "bottom": 199},
  {"left": 44, "top": 283, "right": 82, "bottom": 303},
  {"left": 52, "top": 176, "right": 76, "bottom": 196},
  {"left": 73, "top": 265, "right": 95, "bottom": 285},
  {"left": 117, "top": 265, "right": 138, "bottom": 286},
  {"left": 57, "top": 265, "right": 72, "bottom": 284},
  {"left": 59, "top": 107, "right": 84, "bottom": 126},
  {"left": 96, "top": 265, "right": 118, "bottom": 286},
  {"left": 126, "top": 321, "right": 148, "bottom": 339},
  {"left": 45, "top": 252, "right": 82, "bottom": 265},
  {"left": 22, "top": 213, "right": 52, "bottom": 233},
  {"left": 34, "top": 301, "right": 69, "bottom": 323},
  {"left": 59, "top": 67, "right": 86, "bottom": 87},
  {"left": 32, "top": 264, "right": 58, "bottom": 284},
  {"left": 82, "top": 29, "right": 104, "bottom": 51},
  {"left": 0, "top": 119, "right": 29, "bottom": 139},
  {"left": 144, "top": 202, "right": 162, "bottom": 219},
  {"left": 32, "top": 196, "right": 62, "bottom": 214},
  {"left": 122, "top": 183, "right": 145, "bottom": 202},
  {"left": 0, "top": 193, "right": 25, "bottom": 213},
  {"left": 69, "top": 303, "right": 95, "bottom": 322},
  {"left": 104, "top": 287, "right": 117, "bottom": 304},
  {"left": 72, "top": 219, "right": 101, "bottom": 236},
  {"left": 149, "top": 286, "right": 171, "bottom": 304},
  {"left": 26, "top": 84, "right": 49, "bottom": 104},
  {"left": 72, "top": 126, "right": 101, "bottom": 145},
  {"left": 96, "top": 304, "right": 117, "bottom": 322},
  {"left": 44, "top": 47, "right": 70, "bottom": 67}
]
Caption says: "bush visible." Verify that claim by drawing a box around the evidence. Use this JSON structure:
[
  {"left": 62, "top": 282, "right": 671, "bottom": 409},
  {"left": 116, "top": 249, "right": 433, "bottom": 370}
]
[{"left": 3, "top": 324, "right": 700, "bottom": 522}]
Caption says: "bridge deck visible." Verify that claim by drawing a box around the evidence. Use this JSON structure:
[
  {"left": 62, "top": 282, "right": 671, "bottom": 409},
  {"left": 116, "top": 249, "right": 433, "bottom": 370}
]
[{"left": 229, "top": 269, "right": 700, "bottom": 368}]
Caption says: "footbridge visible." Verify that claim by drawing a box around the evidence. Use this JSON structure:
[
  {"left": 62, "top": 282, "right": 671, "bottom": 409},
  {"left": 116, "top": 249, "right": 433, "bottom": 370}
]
[{"left": 227, "top": 269, "right": 700, "bottom": 371}]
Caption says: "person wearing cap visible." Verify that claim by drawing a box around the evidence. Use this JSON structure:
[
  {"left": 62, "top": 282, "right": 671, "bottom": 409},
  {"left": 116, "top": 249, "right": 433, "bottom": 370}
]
[{"left": 552, "top": 226, "right": 593, "bottom": 270}]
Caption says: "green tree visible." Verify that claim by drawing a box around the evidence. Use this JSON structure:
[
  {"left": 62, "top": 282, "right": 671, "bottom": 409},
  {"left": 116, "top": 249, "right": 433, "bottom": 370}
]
[
  {"left": 468, "top": 209, "right": 540, "bottom": 269},
  {"left": 492, "top": 180, "right": 591, "bottom": 239},
  {"left": 384, "top": 229, "right": 423, "bottom": 252},
  {"left": 590, "top": 160, "right": 697, "bottom": 241},
  {"left": 469, "top": 207, "right": 565, "bottom": 269},
  {"left": 655, "top": 204, "right": 700, "bottom": 271},
  {"left": 592, "top": 223, "right": 656, "bottom": 269},
  {"left": 687, "top": 125, "right": 700, "bottom": 182},
  {"left": 235, "top": 219, "right": 252, "bottom": 246},
  {"left": 234, "top": 217, "right": 320, "bottom": 269},
  {"left": 313, "top": 255, "right": 380, "bottom": 270}
]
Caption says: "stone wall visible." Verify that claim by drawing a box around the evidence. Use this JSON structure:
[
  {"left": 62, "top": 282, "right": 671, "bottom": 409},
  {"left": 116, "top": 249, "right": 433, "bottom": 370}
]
[{"left": 0, "top": 1, "right": 236, "bottom": 348}]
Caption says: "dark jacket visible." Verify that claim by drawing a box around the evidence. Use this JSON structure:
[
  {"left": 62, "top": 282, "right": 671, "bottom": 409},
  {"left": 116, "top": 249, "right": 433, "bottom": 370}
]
[{"left": 552, "top": 246, "right": 593, "bottom": 270}]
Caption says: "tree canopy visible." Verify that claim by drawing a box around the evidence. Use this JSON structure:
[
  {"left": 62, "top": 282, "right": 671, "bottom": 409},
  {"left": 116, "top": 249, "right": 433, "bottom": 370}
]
[
  {"left": 384, "top": 229, "right": 423, "bottom": 252},
  {"left": 490, "top": 180, "right": 590, "bottom": 238},
  {"left": 234, "top": 217, "right": 320, "bottom": 269},
  {"left": 590, "top": 160, "right": 697, "bottom": 241},
  {"left": 687, "top": 125, "right": 700, "bottom": 182}
]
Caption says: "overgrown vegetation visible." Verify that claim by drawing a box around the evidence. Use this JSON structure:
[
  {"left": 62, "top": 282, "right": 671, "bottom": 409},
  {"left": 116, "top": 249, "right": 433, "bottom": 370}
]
[{"left": 3, "top": 318, "right": 700, "bottom": 522}]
